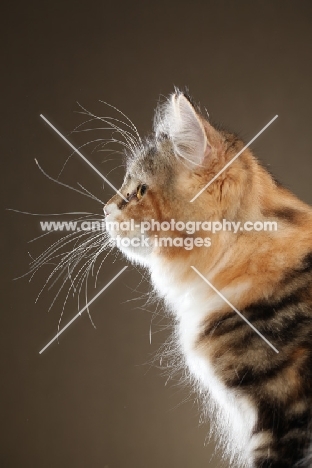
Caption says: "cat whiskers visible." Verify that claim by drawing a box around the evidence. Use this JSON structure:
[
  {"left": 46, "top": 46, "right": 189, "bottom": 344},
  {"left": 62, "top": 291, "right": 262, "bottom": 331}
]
[
  {"left": 57, "top": 137, "right": 124, "bottom": 180},
  {"left": 77, "top": 183, "right": 103, "bottom": 204},
  {"left": 23, "top": 100, "right": 139, "bottom": 334},
  {"left": 98, "top": 99, "right": 143, "bottom": 148},
  {"left": 14, "top": 206, "right": 114, "bottom": 333},
  {"left": 35, "top": 158, "right": 105, "bottom": 204},
  {"left": 32, "top": 224, "right": 109, "bottom": 293},
  {"left": 32, "top": 227, "right": 114, "bottom": 332},
  {"left": 75, "top": 101, "right": 143, "bottom": 157},
  {"left": 56, "top": 137, "right": 115, "bottom": 179}
]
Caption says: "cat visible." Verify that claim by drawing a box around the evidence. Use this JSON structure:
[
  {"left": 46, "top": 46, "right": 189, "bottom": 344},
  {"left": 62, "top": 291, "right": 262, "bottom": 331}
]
[{"left": 104, "top": 90, "right": 312, "bottom": 467}]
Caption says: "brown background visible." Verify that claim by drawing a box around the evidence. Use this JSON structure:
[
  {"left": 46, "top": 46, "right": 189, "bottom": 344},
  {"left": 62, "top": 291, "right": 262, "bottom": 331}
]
[{"left": 2, "top": 1, "right": 312, "bottom": 467}]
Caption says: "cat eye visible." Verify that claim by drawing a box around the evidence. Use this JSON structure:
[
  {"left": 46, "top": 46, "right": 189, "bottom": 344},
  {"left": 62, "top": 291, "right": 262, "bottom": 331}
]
[{"left": 136, "top": 184, "right": 147, "bottom": 200}]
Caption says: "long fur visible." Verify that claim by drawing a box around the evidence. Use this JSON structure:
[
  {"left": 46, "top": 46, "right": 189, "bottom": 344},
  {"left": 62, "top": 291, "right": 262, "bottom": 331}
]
[{"left": 104, "top": 90, "right": 312, "bottom": 467}]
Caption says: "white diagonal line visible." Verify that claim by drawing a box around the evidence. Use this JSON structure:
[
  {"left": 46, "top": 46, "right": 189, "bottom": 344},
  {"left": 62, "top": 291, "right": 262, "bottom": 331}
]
[
  {"left": 40, "top": 114, "right": 128, "bottom": 202},
  {"left": 191, "top": 266, "right": 279, "bottom": 353},
  {"left": 39, "top": 266, "right": 128, "bottom": 354},
  {"left": 190, "top": 115, "right": 278, "bottom": 202}
]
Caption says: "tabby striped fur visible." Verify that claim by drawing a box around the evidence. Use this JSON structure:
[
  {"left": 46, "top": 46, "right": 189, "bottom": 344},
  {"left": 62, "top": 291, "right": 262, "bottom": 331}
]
[{"left": 104, "top": 91, "right": 312, "bottom": 467}]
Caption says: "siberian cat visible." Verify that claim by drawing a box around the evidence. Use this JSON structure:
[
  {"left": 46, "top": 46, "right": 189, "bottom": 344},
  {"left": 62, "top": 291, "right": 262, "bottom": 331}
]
[{"left": 104, "top": 91, "right": 312, "bottom": 467}]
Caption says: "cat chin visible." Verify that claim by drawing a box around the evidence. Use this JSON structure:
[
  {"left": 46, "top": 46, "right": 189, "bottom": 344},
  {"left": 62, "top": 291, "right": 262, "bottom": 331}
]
[
  {"left": 106, "top": 229, "right": 153, "bottom": 266},
  {"left": 117, "top": 245, "right": 151, "bottom": 267}
]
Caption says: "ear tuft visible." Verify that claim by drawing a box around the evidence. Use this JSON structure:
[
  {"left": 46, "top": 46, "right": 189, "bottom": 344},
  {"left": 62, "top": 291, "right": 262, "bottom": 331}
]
[{"left": 154, "top": 92, "right": 210, "bottom": 165}]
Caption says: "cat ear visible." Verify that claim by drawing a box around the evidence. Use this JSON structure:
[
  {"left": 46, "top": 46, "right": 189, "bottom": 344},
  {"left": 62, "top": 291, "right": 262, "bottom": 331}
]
[{"left": 155, "top": 93, "right": 210, "bottom": 166}]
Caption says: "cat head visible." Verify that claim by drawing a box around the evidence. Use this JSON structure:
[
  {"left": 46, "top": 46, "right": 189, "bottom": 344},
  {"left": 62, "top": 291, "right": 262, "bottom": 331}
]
[{"left": 104, "top": 90, "right": 248, "bottom": 266}]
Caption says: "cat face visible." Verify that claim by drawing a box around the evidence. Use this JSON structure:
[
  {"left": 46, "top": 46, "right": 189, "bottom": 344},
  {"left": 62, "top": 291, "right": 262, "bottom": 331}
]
[{"left": 104, "top": 92, "right": 243, "bottom": 266}]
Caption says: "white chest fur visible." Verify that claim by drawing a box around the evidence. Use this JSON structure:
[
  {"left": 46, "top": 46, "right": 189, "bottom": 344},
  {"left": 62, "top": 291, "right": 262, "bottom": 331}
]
[{"left": 150, "top": 258, "right": 256, "bottom": 466}]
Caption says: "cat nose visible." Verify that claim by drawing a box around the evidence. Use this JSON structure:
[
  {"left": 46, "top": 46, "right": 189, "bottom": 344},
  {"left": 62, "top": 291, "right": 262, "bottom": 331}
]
[
  {"left": 104, "top": 201, "right": 118, "bottom": 216},
  {"left": 103, "top": 204, "right": 110, "bottom": 216},
  {"left": 103, "top": 203, "right": 114, "bottom": 216}
]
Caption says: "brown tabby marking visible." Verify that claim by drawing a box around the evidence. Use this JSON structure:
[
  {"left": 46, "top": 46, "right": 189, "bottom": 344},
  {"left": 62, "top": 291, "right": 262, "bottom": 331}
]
[{"left": 104, "top": 91, "right": 312, "bottom": 467}]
